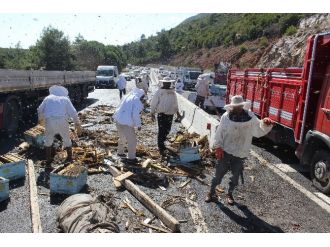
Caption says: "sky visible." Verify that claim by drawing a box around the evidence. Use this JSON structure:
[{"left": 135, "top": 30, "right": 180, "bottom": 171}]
[{"left": 0, "top": 13, "right": 196, "bottom": 49}]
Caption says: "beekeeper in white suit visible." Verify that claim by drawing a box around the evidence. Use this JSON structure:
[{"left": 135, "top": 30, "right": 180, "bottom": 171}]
[
  {"left": 205, "top": 95, "right": 274, "bottom": 205},
  {"left": 37, "top": 85, "right": 82, "bottom": 168},
  {"left": 136, "top": 71, "right": 149, "bottom": 95},
  {"left": 113, "top": 87, "right": 145, "bottom": 163}
]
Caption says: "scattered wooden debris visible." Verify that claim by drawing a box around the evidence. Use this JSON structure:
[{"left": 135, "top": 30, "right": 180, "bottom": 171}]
[
  {"left": 115, "top": 171, "right": 134, "bottom": 182},
  {"left": 123, "top": 198, "right": 144, "bottom": 216},
  {"left": 107, "top": 165, "right": 180, "bottom": 232},
  {"left": 178, "top": 179, "right": 191, "bottom": 188},
  {"left": 142, "top": 158, "right": 152, "bottom": 168},
  {"left": 140, "top": 222, "right": 171, "bottom": 233}
]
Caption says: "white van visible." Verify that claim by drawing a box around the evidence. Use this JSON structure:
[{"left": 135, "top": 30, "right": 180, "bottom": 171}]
[{"left": 96, "top": 65, "right": 119, "bottom": 88}]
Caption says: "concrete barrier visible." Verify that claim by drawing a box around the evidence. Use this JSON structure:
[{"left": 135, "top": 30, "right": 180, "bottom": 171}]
[
  {"left": 150, "top": 68, "right": 220, "bottom": 147},
  {"left": 176, "top": 93, "right": 220, "bottom": 147}
]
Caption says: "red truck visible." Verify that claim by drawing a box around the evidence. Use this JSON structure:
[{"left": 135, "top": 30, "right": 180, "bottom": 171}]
[
  {"left": 226, "top": 32, "right": 330, "bottom": 193},
  {"left": 0, "top": 70, "right": 95, "bottom": 135}
]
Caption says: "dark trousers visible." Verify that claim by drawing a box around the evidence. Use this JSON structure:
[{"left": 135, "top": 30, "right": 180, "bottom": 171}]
[
  {"left": 157, "top": 113, "right": 174, "bottom": 152},
  {"left": 195, "top": 95, "right": 205, "bottom": 109},
  {"left": 210, "top": 152, "right": 245, "bottom": 195},
  {"left": 119, "top": 88, "right": 126, "bottom": 99}
]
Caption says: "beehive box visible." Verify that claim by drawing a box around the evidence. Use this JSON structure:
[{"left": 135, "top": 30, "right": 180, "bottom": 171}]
[
  {"left": 50, "top": 165, "right": 87, "bottom": 195},
  {"left": 0, "top": 177, "right": 9, "bottom": 202},
  {"left": 24, "top": 125, "right": 45, "bottom": 148},
  {"left": 0, "top": 154, "right": 26, "bottom": 180},
  {"left": 179, "top": 146, "right": 201, "bottom": 163}
]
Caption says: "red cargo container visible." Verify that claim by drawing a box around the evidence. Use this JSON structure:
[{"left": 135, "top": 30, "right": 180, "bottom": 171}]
[{"left": 226, "top": 32, "right": 330, "bottom": 193}]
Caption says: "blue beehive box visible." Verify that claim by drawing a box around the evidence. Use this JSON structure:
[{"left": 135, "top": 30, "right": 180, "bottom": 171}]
[
  {"left": 179, "top": 146, "right": 201, "bottom": 163},
  {"left": 0, "top": 177, "right": 9, "bottom": 202},
  {"left": 50, "top": 166, "right": 88, "bottom": 195},
  {"left": 24, "top": 125, "right": 45, "bottom": 149},
  {"left": 0, "top": 154, "right": 26, "bottom": 180}
]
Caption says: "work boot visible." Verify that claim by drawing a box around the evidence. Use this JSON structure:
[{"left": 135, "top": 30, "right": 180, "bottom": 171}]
[
  {"left": 226, "top": 193, "right": 235, "bottom": 206},
  {"left": 205, "top": 192, "right": 217, "bottom": 203},
  {"left": 117, "top": 153, "right": 126, "bottom": 158},
  {"left": 66, "top": 147, "right": 73, "bottom": 162},
  {"left": 123, "top": 157, "right": 138, "bottom": 165}
]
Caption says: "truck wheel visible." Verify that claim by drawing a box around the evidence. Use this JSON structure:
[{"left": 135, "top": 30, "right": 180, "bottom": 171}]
[
  {"left": 3, "top": 97, "right": 21, "bottom": 136},
  {"left": 311, "top": 150, "right": 330, "bottom": 194}
]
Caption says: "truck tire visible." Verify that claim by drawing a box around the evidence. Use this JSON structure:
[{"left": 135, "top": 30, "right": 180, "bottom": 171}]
[
  {"left": 3, "top": 97, "right": 21, "bottom": 136},
  {"left": 311, "top": 150, "right": 330, "bottom": 194}
]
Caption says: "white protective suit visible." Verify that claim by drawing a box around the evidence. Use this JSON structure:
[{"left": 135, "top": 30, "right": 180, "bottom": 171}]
[
  {"left": 195, "top": 76, "right": 210, "bottom": 97},
  {"left": 175, "top": 80, "right": 184, "bottom": 93},
  {"left": 213, "top": 110, "right": 273, "bottom": 158},
  {"left": 136, "top": 75, "right": 149, "bottom": 94},
  {"left": 37, "top": 85, "right": 78, "bottom": 148},
  {"left": 117, "top": 75, "right": 127, "bottom": 90},
  {"left": 113, "top": 88, "right": 144, "bottom": 128},
  {"left": 113, "top": 88, "right": 145, "bottom": 159},
  {"left": 150, "top": 88, "right": 178, "bottom": 115}
]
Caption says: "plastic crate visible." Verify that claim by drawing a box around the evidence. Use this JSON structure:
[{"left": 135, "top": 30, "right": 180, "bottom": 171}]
[
  {"left": 0, "top": 177, "right": 9, "bottom": 202},
  {"left": 0, "top": 158, "right": 26, "bottom": 181},
  {"left": 50, "top": 167, "right": 87, "bottom": 195}
]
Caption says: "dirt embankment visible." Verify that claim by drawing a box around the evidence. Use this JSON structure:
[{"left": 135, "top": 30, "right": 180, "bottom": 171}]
[{"left": 167, "top": 14, "right": 330, "bottom": 70}]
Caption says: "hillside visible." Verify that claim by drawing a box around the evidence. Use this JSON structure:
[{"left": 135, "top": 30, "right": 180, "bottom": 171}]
[{"left": 124, "top": 13, "right": 330, "bottom": 69}]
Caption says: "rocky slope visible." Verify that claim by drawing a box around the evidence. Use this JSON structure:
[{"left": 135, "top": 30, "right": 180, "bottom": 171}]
[
  {"left": 257, "top": 14, "right": 330, "bottom": 68},
  {"left": 169, "top": 14, "right": 330, "bottom": 69}
]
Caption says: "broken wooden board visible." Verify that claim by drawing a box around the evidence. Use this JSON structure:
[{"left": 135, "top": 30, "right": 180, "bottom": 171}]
[
  {"left": 115, "top": 171, "right": 134, "bottom": 182},
  {"left": 27, "top": 160, "right": 42, "bottom": 233},
  {"left": 140, "top": 222, "right": 171, "bottom": 233},
  {"left": 107, "top": 165, "right": 180, "bottom": 232},
  {"left": 142, "top": 158, "right": 152, "bottom": 168},
  {"left": 112, "top": 178, "right": 122, "bottom": 189}
]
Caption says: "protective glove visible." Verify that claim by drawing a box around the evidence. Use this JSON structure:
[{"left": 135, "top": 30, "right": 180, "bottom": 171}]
[
  {"left": 75, "top": 122, "right": 82, "bottom": 136},
  {"left": 262, "top": 117, "right": 274, "bottom": 126},
  {"left": 215, "top": 147, "right": 224, "bottom": 160}
]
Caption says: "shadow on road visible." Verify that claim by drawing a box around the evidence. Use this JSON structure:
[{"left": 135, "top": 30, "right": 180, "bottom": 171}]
[
  {"left": 9, "top": 178, "right": 25, "bottom": 190},
  {"left": 0, "top": 98, "right": 98, "bottom": 156},
  {"left": 76, "top": 98, "right": 99, "bottom": 111},
  {"left": 0, "top": 198, "right": 10, "bottom": 212},
  {"left": 216, "top": 201, "right": 284, "bottom": 233},
  {"left": 252, "top": 137, "right": 299, "bottom": 165}
]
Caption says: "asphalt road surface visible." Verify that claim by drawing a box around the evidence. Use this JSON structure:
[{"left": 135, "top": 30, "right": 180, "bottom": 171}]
[{"left": 0, "top": 72, "right": 329, "bottom": 233}]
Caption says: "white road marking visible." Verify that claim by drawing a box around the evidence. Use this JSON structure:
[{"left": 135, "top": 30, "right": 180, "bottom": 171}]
[
  {"left": 274, "top": 163, "right": 308, "bottom": 173},
  {"left": 314, "top": 192, "right": 330, "bottom": 205},
  {"left": 185, "top": 185, "right": 209, "bottom": 233},
  {"left": 250, "top": 150, "right": 330, "bottom": 214},
  {"left": 274, "top": 163, "right": 298, "bottom": 173}
]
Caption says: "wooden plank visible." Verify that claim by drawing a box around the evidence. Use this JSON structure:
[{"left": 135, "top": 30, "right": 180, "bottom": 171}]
[
  {"left": 140, "top": 222, "right": 171, "bottom": 233},
  {"left": 112, "top": 178, "right": 122, "bottom": 189},
  {"left": 115, "top": 171, "right": 134, "bottom": 182},
  {"left": 27, "top": 159, "right": 42, "bottom": 233},
  {"left": 107, "top": 165, "right": 180, "bottom": 232}
]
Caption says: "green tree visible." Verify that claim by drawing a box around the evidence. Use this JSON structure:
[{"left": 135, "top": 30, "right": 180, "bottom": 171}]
[
  {"left": 285, "top": 25, "right": 297, "bottom": 36},
  {"left": 72, "top": 39, "right": 105, "bottom": 70},
  {"left": 157, "top": 32, "right": 172, "bottom": 59},
  {"left": 35, "top": 26, "right": 74, "bottom": 70}
]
